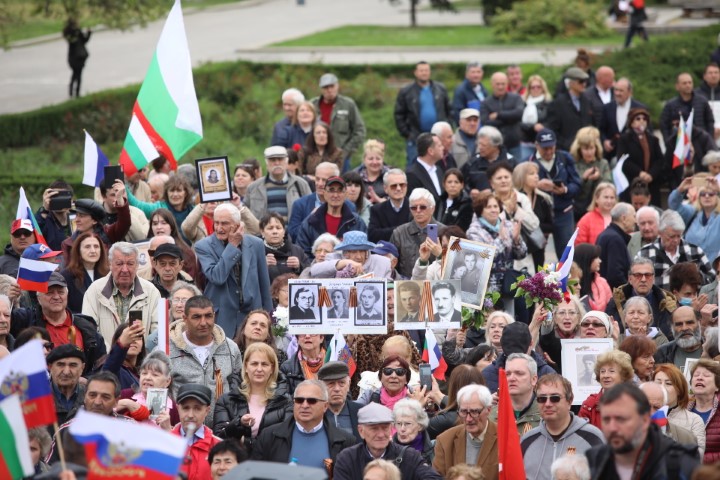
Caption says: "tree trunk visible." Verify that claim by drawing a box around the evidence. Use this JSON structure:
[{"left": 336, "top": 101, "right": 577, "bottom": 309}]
[{"left": 411, "top": 0, "right": 417, "bottom": 27}]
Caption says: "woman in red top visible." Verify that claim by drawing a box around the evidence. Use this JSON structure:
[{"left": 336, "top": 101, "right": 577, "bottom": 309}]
[
  {"left": 578, "top": 349, "right": 634, "bottom": 428},
  {"left": 575, "top": 182, "right": 617, "bottom": 245}
]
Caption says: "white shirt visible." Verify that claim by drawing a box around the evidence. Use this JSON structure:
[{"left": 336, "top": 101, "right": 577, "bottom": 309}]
[
  {"left": 183, "top": 332, "right": 213, "bottom": 366},
  {"left": 416, "top": 157, "right": 442, "bottom": 195},
  {"left": 598, "top": 87, "right": 613, "bottom": 105},
  {"left": 616, "top": 100, "right": 632, "bottom": 132},
  {"left": 296, "top": 421, "right": 324, "bottom": 434}
]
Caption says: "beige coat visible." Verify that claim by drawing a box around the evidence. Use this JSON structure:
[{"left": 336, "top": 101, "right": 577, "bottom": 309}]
[{"left": 433, "top": 422, "right": 499, "bottom": 480}]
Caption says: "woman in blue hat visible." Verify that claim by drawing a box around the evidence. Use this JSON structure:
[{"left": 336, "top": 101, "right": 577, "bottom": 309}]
[{"left": 307, "top": 231, "right": 392, "bottom": 279}]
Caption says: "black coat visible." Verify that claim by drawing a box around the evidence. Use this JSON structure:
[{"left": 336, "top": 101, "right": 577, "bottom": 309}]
[
  {"left": 0, "top": 244, "right": 20, "bottom": 277},
  {"left": 461, "top": 147, "right": 514, "bottom": 193},
  {"left": 616, "top": 130, "right": 663, "bottom": 186},
  {"left": 659, "top": 93, "right": 716, "bottom": 143},
  {"left": 263, "top": 239, "right": 310, "bottom": 284},
  {"left": 595, "top": 223, "right": 632, "bottom": 290},
  {"left": 334, "top": 441, "right": 442, "bottom": 480},
  {"left": 394, "top": 81, "right": 452, "bottom": 141},
  {"left": 60, "top": 267, "right": 101, "bottom": 314},
  {"left": 436, "top": 190, "right": 473, "bottom": 231},
  {"left": 406, "top": 160, "right": 444, "bottom": 208},
  {"left": 279, "top": 354, "right": 305, "bottom": 395},
  {"left": 324, "top": 397, "right": 362, "bottom": 443},
  {"left": 426, "top": 409, "right": 458, "bottom": 440},
  {"left": 546, "top": 93, "right": 596, "bottom": 151},
  {"left": 368, "top": 200, "right": 411, "bottom": 243},
  {"left": 250, "top": 417, "right": 356, "bottom": 466},
  {"left": 599, "top": 98, "right": 646, "bottom": 145}
]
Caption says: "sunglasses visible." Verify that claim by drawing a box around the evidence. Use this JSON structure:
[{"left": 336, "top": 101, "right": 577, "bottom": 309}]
[
  {"left": 630, "top": 272, "right": 653, "bottom": 279},
  {"left": 580, "top": 321, "right": 606, "bottom": 329},
  {"left": 700, "top": 192, "right": 717, "bottom": 198},
  {"left": 12, "top": 231, "right": 33, "bottom": 238},
  {"left": 382, "top": 367, "right": 407, "bottom": 377},
  {"left": 388, "top": 183, "right": 407, "bottom": 190},
  {"left": 536, "top": 394, "right": 563, "bottom": 404},
  {"left": 293, "top": 397, "right": 325, "bottom": 405},
  {"left": 410, "top": 205, "right": 429, "bottom": 212}
]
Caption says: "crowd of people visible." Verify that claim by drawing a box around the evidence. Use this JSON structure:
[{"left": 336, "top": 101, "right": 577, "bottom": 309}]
[{"left": 3, "top": 50, "right": 720, "bottom": 480}]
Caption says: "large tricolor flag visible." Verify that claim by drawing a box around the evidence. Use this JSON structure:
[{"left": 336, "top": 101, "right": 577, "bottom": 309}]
[
  {"left": 119, "top": 0, "right": 203, "bottom": 176},
  {"left": 83, "top": 130, "right": 110, "bottom": 187},
  {"left": 15, "top": 187, "right": 47, "bottom": 246},
  {"left": 497, "top": 368, "right": 526, "bottom": 480},
  {"left": 70, "top": 410, "right": 188, "bottom": 480},
  {"left": 325, "top": 332, "right": 357, "bottom": 378},
  {"left": 556, "top": 228, "right": 579, "bottom": 300},
  {"left": 0, "top": 340, "right": 56, "bottom": 428},
  {"left": 672, "top": 109, "right": 694, "bottom": 169},
  {"left": 422, "top": 328, "right": 447, "bottom": 381},
  {"left": 0, "top": 395, "right": 34, "bottom": 480}
]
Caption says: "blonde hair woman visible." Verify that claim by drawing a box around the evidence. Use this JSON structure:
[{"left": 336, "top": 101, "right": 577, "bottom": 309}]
[
  {"left": 520, "top": 75, "right": 553, "bottom": 161},
  {"left": 357, "top": 139, "right": 389, "bottom": 202},
  {"left": 670, "top": 174, "right": 720, "bottom": 263},
  {"left": 570, "top": 126, "right": 611, "bottom": 217},
  {"left": 575, "top": 182, "right": 617, "bottom": 245}
]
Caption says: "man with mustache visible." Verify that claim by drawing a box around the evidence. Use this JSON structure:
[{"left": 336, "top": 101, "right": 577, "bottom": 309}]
[
  {"left": 654, "top": 306, "right": 703, "bottom": 369},
  {"left": 585, "top": 383, "right": 699, "bottom": 479}
]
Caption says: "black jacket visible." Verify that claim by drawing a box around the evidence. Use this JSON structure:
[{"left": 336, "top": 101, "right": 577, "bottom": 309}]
[
  {"left": 368, "top": 200, "right": 411, "bottom": 243},
  {"left": 263, "top": 238, "right": 310, "bottom": 284},
  {"left": 659, "top": 93, "right": 715, "bottom": 143},
  {"left": 596, "top": 223, "right": 632, "bottom": 290},
  {"left": 426, "top": 409, "right": 458, "bottom": 440},
  {"left": 334, "top": 441, "right": 442, "bottom": 480},
  {"left": 295, "top": 203, "right": 367, "bottom": 258},
  {"left": 250, "top": 416, "right": 356, "bottom": 466},
  {"left": 599, "top": 98, "right": 646, "bottom": 145},
  {"left": 436, "top": 190, "right": 473, "bottom": 231},
  {"left": 480, "top": 92, "right": 525, "bottom": 148},
  {"left": 653, "top": 340, "right": 701, "bottom": 366},
  {"left": 394, "top": 81, "right": 452, "bottom": 141},
  {"left": 406, "top": 160, "right": 444, "bottom": 207},
  {"left": 585, "top": 424, "right": 699, "bottom": 480},
  {"left": 213, "top": 373, "right": 292, "bottom": 452},
  {"left": 616, "top": 130, "right": 664, "bottom": 183},
  {"left": 696, "top": 81, "right": 720, "bottom": 102},
  {"left": 546, "top": 92, "right": 596, "bottom": 151},
  {"left": 0, "top": 244, "right": 20, "bottom": 277},
  {"left": 279, "top": 354, "right": 305, "bottom": 395},
  {"left": 59, "top": 267, "right": 102, "bottom": 314},
  {"left": 461, "top": 147, "right": 514, "bottom": 193},
  {"left": 324, "top": 396, "right": 362, "bottom": 443}
]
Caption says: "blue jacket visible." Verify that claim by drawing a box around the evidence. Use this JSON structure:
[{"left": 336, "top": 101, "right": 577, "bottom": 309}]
[
  {"left": 482, "top": 351, "right": 556, "bottom": 393},
  {"left": 287, "top": 193, "right": 357, "bottom": 242},
  {"left": 526, "top": 150, "right": 582, "bottom": 213},
  {"left": 195, "top": 233, "right": 273, "bottom": 338},
  {"left": 452, "top": 79, "right": 488, "bottom": 123},
  {"left": 296, "top": 203, "right": 367, "bottom": 258},
  {"left": 669, "top": 188, "right": 720, "bottom": 262},
  {"left": 270, "top": 117, "right": 291, "bottom": 146}
]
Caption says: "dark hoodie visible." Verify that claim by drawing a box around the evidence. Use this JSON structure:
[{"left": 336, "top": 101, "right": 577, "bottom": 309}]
[{"left": 0, "top": 244, "right": 20, "bottom": 277}]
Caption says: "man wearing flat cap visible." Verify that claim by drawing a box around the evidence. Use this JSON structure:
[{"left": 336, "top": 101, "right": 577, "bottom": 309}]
[
  {"left": 546, "top": 67, "right": 596, "bottom": 151},
  {"left": 312, "top": 73, "right": 366, "bottom": 171},
  {"left": 47, "top": 344, "right": 87, "bottom": 426},
  {"left": 319, "top": 361, "right": 362, "bottom": 442},
  {"left": 172, "top": 383, "right": 221, "bottom": 480},
  {"left": 334, "top": 402, "right": 441, "bottom": 480}
]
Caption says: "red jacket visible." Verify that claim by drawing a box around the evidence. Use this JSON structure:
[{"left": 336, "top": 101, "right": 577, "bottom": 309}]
[
  {"left": 575, "top": 209, "right": 609, "bottom": 246},
  {"left": 578, "top": 390, "right": 602, "bottom": 429},
  {"left": 172, "top": 424, "right": 221, "bottom": 480},
  {"left": 688, "top": 393, "right": 720, "bottom": 464}
]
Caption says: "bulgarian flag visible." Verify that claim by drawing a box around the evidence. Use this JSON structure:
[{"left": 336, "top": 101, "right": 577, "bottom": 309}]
[
  {"left": 119, "top": 0, "right": 202, "bottom": 176},
  {"left": 0, "top": 395, "right": 34, "bottom": 480},
  {"left": 15, "top": 187, "right": 48, "bottom": 247},
  {"left": 672, "top": 109, "right": 693, "bottom": 169}
]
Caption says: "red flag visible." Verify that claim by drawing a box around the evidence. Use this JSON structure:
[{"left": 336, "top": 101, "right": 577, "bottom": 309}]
[{"left": 498, "top": 368, "right": 526, "bottom": 480}]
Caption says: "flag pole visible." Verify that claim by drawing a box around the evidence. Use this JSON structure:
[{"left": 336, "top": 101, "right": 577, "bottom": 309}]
[{"left": 53, "top": 421, "right": 68, "bottom": 472}]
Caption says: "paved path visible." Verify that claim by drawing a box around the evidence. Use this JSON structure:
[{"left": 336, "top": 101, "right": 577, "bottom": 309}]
[{"left": 0, "top": 0, "right": 713, "bottom": 114}]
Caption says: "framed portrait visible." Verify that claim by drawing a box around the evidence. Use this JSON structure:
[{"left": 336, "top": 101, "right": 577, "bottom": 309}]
[
  {"left": 684, "top": 358, "right": 700, "bottom": 384},
  {"left": 354, "top": 281, "right": 386, "bottom": 327},
  {"left": 288, "top": 282, "right": 322, "bottom": 325},
  {"left": 195, "top": 156, "right": 231, "bottom": 203},
  {"left": 440, "top": 237, "right": 496, "bottom": 310},
  {"left": 394, "top": 280, "right": 462, "bottom": 330},
  {"left": 133, "top": 240, "right": 151, "bottom": 269},
  {"left": 146, "top": 388, "right": 168, "bottom": 417},
  {"left": 325, "top": 288, "right": 351, "bottom": 320},
  {"left": 561, "top": 338, "right": 615, "bottom": 405}
]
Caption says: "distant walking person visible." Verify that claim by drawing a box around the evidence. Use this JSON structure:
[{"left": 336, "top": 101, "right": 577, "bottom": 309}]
[
  {"left": 623, "top": 0, "right": 648, "bottom": 48},
  {"left": 63, "top": 18, "right": 91, "bottom": 98}
]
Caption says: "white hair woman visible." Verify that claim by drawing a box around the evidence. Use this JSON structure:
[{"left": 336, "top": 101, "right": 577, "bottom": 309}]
[
  {"left": 392, "top": 398, "right": 434, "bottom": 463},
  {"left": 551, "top": 454, "right": 591, "bottom": 480}
]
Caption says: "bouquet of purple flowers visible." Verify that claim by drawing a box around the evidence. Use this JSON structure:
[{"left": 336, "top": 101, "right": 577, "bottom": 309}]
[
  {"left": 461, "top": 290, "right": 501, "bottom": 331},
  {"left": 510, "top": 268, "right": 566, "bottom": 311}
]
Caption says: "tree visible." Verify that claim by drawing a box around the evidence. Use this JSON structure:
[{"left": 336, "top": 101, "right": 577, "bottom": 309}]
[{"left": 389, "top": 0, "right": 457, "bottom": 28}]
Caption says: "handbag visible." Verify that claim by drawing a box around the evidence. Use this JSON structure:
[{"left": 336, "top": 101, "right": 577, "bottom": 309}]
[{"left": 521, "top": 223, "right": 547, "bottom": 254}]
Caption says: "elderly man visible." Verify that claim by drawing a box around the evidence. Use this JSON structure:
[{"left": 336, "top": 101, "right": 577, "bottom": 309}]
[
  {"left": 481, "top": 72, "right": 525, "bottom": 159},
  {"left": 406, "top": 132, "right": 445, "bottom": 207},
  {"left": 521, "top": 374, "right": 605, "bottom": 480},
  {"left": 245, "top": 146, "right": 311, "bottom": 221},
  {"left": 318, "top": 362, "right": 362, "bottom": 441},
  {"left": 150, "top": 243, "right": 193, "bottom": 298},
  {"left": 639, "top": 382, "right": 699, "bottom": 448},
  {"left": 605, "top": 257, "right": 677, "bottom": 339},
  {"left": 660, "top": 72, "right": 716, "bottom": 144},
  {"left": 507, "top": 64, "right": 526, "bottom": 95},
  {"left": 368, "top": 169, "right": 411, "bottom": 243},
  {"left": 271, "top": 88, "right": 304, "bottom": 146},
  {"left": 596, "top": 203, "right": 636, "bottom": 289},
  {"left": 0, "top": 219, "right": 36, "bottom": 276},
  {"left": 195, "top": 203, "right": 272, "bottom": 337},
  {"left": 452, "top": 108, "right": 481, "bottom": 169},
  {"left": 334, "top": 402, "right": 441, "bottom": 480},
  {"left": 433, "top": 384, "right": 498, "bottom": 479},
  {"left": 169, "top": 295, "right": 241, "bottom": 426},
  {"left": 453, "top": 62, "right": 488, "bottom": 123},
  {"left": 390, "top": 188, "right": 444, "bottom": 278},
  {"left": 600, "top": 78, "right": 645, "bottom": 159},
  {"left": 547, "top": 67, "right": 595, "bottom": 151},
  {"left": 137, "top": 234, "right": 174, "bottom": 280},
  {"left": 489, "top": 353, "right": 542, "bottom": 436},
  {"left": 654, "top": 306, "right": 703, "bottom": 368},
  {"left": 312, "top": 73, "right": 366, "bottom": 169},
  {"left": 253, "top": 379, "right": 355, "bottom": 469},
  {"left": 628, "top": 206, "right": 659, "bottom": 258},
  {"left": 583, "top": 66, "right": 615, "bottom": 126},
  {"left": 82, "top": 242, "right": 160, "bottom": 349},
  {"left": 461, "top": 125, "right": 513, "bottom": 195},
  {"left": 636, "top": 210, "right": 714, "bottom": 291},
  {"left": 47, "top": 344, "right": 86, "bottom": 426},
  {"left": 585, "top": 384, "right": 699, "bottom": 479},
  {"left": 430, "top": 121, "right": 456, "bottom": 170}
]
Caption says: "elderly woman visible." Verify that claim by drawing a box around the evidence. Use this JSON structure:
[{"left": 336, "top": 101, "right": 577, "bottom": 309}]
[
  {"left": 309, "top": 231, "right": 392, "bottom": 279},
  {"left": 299, "top": 233, "right": 339, "bottom": 278},
  {"left": 618, "top": 296, "right": 669, "bottom": 346},
  {"left": 436, "top": 169, "right": 473, "bottom": 231},
  {"left": 688, "top": 359, "right": 720, "bottom": 463},
  {"left": 575, "top": 182, "right": 617, "bottom": 245},
  {"left": 365, "top": 355, "right": 414, "bottom": 409},
  {"left": 513, "top": 161, "right": 553, "bottom": 267},
  {"left": 653, "top": 363, "right": 706, "bottom": 457},
  {"left": 575, "top": 243, "right": 612, "bottom": 312},
  {"left": 467, "top": 191, "right": 527, "bottom": 316},
  {"left": 550, "top": 455, "right": 591, "bottom": 480},
  {"left": 444, "top": 311, "right": 514, "bottom": 368},
  {"left": 570, "top": 126, "right": 612, "bottom": 218},
  {"left": 532, "top": 297, "right": 587, "bottom": 372},
  {"left": 118, "top": 351, "right": 179, "bottom": 429},
  {"left": 354, "top": 139, "right": 389, "bottom": 203},
  {"left": 617, "top": 107, "right": 663, "bottom": 203},
  {"left": 280, "top": 333, "right": 325, "bottom": 394},
  {"left": 214, "top": 343, "right": 290, "bottom": 453},
  {"left": 298, "top": 121, "right": 344, "bottom": 176},
  {"left": 619, "top": 335, "right": 656, "bottom": 383},
  {"left": 233, "top": 309, "right": 287, "bottom": 365},
  {"left": 392, "top": 398, "right": 434, "bottom": 463},
  {"left": 578, "top": 350, "right": 634, "bottom": 428},
  {"left": 670, "top": 175, "right": 720, "bottom": 262},
  {"left": 260, "top": 212, "right": 309, "bottom": 283},
  {"left": 461, "top": 125, "right": 513, "bottom": 196}
]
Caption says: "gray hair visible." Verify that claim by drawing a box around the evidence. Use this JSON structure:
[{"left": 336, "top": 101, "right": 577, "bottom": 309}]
[
  {"left": 506, "top": 353, "right": 538, "bottom": 377},
  {"left": 611, "top": 202, "right": 634, "bottom": 222},
  {"left": 0, "top": 294, "right": 10, "bottom": 311},
  {"left": 704, "top": 327, "right": 720, "bottom": 358},
  {"left": 281, "top": 88, "right": 305, "bottom": 104},
  {"left": 139, "top": 350, "right": 172, "bottom": 379},
  {"left": 315, "top": 162, "right": 340, "bottom": 176},
  {"left": 409, "top": 188, "right": 436, "bottom": 208},
  {"left": 0, "top": 275, "right": 19, "bottom": 307},
  {"left": 659, "top": 210, "right": 685, "bottom": 233},
  {"left": 702, "top": 151, "right": 720, "bottom": 167},
  {"left": 477, "top": 125, "right": 503, "bottom": 147},
  {"left": 456, "top": 384, "right": 493, "bottom": 409},
  {"left": 108, "top": 242, "right": 139, "bottom": 263},
  {"left": 295, "top": 379, "right": 329, "bottom": 401},
  {"left": 630, "top": 256, "right": 654, "bottom": 271},
  {"left": 383, "top": 168, "right": 407, "bottom": 186},
  {"left": 176, "top": 164, "right": 198, "bottom": 191},
  {"left": 312, "top": 233, "right": 340, "bottom": 253},
  {"left": 431, "top": 121, "right": 452, "bottom": 136},
  {"left": 636, "top": 206, "right": 659, "bottom": 224},
  {"left": 214, "top": 203, "right": 242, "bottom": 225},
  {"left": 392, "top": 398, "right": 429, "bottom": 430},
  {"left": 170, "top": 281, "right": 202, "bottom": 298},
  {"left": 28, "top": 427, "right": 53, "bottom": 458},
  {"left": 551, "top": 455, "right": 590, "bottom": 480},
  {"left": 466, "top": 61, "right": 483, "bottom": 71},
  {"left": 623, "top": 296, "right": 653, "bottom": 322}
]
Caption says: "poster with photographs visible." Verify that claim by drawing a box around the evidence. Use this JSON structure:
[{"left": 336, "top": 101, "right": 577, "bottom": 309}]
[
  {"left": 133, "top": 240, "right": 151, "bottom": 269},
  {"left": 287, "top": 279, "right": 387, "bottom": 334},
  {"left": 146, "top": 388, "right": 168, "bottom": 417},
  {"left": 440, "top": 237, "right": 496, "bottom": 310},
  {"left": 195, "top": 156, "right": 232, "bottom": 203},
  {"left": 561, "top": 338, "right": 615, "bottom": 405},
  {"left": 684, "top": 358, "right": 700, "bottom": 384},
  {"left": 393, "top": 280, "right": 462, "bottom": 330}
]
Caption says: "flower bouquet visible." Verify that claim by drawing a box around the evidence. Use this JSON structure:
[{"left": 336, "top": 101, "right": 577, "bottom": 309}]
[
  {"left": 461, "top": 290, "right": 501, "bottom": 331},
  {"left": 271, "top": 305, "right": 289, "bottom": 338},
  {"left": 510, "top": 267, "right": 573, "bottom": 311}
]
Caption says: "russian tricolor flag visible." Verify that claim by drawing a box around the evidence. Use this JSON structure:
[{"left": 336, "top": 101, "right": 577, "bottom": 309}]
[
  {"left": 16, "top": 257, "right": 58, "bottom": 293},
  {"left": 672, "top": 109, "right": 694, "bottom": 169},
  {"left": 557, "top": 228, "right": 579, "bottom": 300},
  {"left": 15, "top": 188, "right": 47, "bottom": 247},
  {"left": 83, "top": 130, "right": 110, "bottom": 187},
  {"left": 0, "top": 340, "right": 57, "bottom": 428},
  {"left": 651, "top": 405, "right": 669, "bottom": 427},
  {"left": 70, "top": 410, "right": 188, "bottom": 480},
  {"left": 422, "top": 328, "right": 447, "bottom": 381}
]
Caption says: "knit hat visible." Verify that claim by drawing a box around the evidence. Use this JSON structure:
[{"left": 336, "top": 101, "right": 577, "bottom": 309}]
[
  {"left": 46, "top": 344, "right": 86, "bottom": 365},
  {"left": 627, "top": 107, "right": 650, "bottom": 124}
]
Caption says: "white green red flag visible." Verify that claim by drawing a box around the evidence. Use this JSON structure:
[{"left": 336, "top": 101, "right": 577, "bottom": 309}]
[
  {"left": 0, "top": 395, "right": 34, "bottom": 479},
  {"left": 119, "top": 0, "right": 202, "bottom": 176}
]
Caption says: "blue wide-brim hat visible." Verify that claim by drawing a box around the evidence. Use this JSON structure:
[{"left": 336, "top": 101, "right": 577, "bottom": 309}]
[{"left": 334, "top": 231, "right": 377, "bottom": 251}]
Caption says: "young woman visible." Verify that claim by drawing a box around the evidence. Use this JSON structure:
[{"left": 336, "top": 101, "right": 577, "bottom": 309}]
[
  {"left": 575, "top": 182, "right": 617, "bottom": 245},
  {"left": 575, "top": 243, "right": 612, "bottom": 312},
  {"left": 283, "top": 101, "right": 317, "bottom": 150},
  {"left": 96, "top": 321, "right": 146, "bottom": 390},
  {"left": 436, "top": 169, "right": 473, "bottom": 231},
  {"left": 299, "top": 121, "right": 343, "bottom": 176},
  {"left": 343, "top": 171, "right": 372, "bottom": 225},
  {"left": 512, "top": 161, "right": 553, "bottom": 268},
  {"left": 60, "top": 231, "right": 109, "bottom": 313}
]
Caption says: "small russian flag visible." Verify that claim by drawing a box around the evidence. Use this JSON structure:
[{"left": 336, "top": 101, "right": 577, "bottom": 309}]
[
  {"left": 83, "top": 130, "right": 110, "bottom": 187},
  {"left": 17, "top": 244, "right": 61, "bottom": 293},
  {"left": 651, "top": 405, "right": 669, "bottom": 427},
  {"left": 556, "top": 228, "right": 579, "bottom": 301},
  {"left": 422, "top": 328, "right": 447, "bottom": 381}
]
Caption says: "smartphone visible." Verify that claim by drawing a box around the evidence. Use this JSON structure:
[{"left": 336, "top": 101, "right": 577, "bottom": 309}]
[
  {"left": 692, "top": 177, "right": 709, "bottom": 189},
  {"left": 49, "top": 190, "right": 72, "bottom": 211},
  {"left": 553, "top": 179, "right": 564, "bottom": 187},
  {"left": 128, "top": 310, "right": 143, "bottom": 326},
  {"left": 104, "top": 165, "right": 124, "bottom": 187},
  {"left": 419, "top": 363, "right": 432, "bottom": 391},
  {"left": 427, "top": 223, "right": 438, "bottom": 243}
]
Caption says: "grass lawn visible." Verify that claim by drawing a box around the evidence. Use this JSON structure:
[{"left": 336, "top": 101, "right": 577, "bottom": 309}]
[{"left": 272, "top": 25, "right": 624, "bottom": 47}]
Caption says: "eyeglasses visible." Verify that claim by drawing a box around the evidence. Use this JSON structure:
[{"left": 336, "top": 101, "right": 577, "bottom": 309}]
[
  {"left": 700, "top": 192, "right": 717, "bottom": 198},
  {"left": 536, "top": 394, "right": 563, "bottom": 404},
  {"left": 294, "top": 397, "right": 325, "bottom": 405},
  {"left": 382, "top": 367, "right": 407, "bottom": 377},
  {"left": 172, "top": 297, "right": 190, "bottom": 305},
  {"left": 12, "top": 231, "right": 33, "bottom": 238},
  {"left": 394, "top": 421, "right": 417, "bottom": 429},
  {"left": 43, "top": 342, "right": 54, "bottom": 350},
  {"left": 630, "top": 272, "right": 654, "bottom": 279},
  {"left": 555, "top": 310, "right": 577, "bottom": 317},
  {"left": 388, "top": 183, "right": 407, "bottom": 190},
  {"left": 580, "top": 321, "right": 606, "bottom": 329},
  {"left": 458, "top": 408, "right": 485, "bottom": 418},
  {"left": 410, "top": 205, "right": 429, "bottom": 212}
]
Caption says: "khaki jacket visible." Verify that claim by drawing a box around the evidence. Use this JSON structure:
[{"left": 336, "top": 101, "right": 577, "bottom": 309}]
[{"left": 433, "top": 422, "right": 499, "bottom": 480}]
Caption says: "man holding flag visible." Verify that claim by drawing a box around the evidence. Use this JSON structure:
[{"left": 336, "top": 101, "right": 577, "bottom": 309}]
[{"left": 659, "top": 72, "right": 716, "bottom": 145}]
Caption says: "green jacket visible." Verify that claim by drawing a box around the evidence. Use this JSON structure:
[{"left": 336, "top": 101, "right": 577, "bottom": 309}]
[
  {"left": 490, "top": 397, "right": 541, "bottom": 437},
  {"left": 311, "top": 94, "right": 366, "bottom": 157}
]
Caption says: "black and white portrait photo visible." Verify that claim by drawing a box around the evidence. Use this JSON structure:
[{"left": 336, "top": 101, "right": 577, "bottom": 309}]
[
  {"left": 355, "top": 283, "right": 384, "bottom": 326},
  {"left": 289, "top": 284, "right": 321, "bottom": 324},
  {"left": 441, "top": 237, "right": 496, "bottom": 309},
  {"left": 431, "top": 281, "right": 462, "bottom": 327},
  {"left": 327, "top": 289, "right": 350, "bottom": 319},
  {"left": 146, "top": 388, "right": 168, "bottom": 417}
]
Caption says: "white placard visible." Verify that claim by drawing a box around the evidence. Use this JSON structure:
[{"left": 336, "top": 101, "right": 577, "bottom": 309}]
[
  {"left": 560, "top": 338, "right": 615, "bottom": 405},
  {"left": 440, "top": 237, "right": 496, "bottom": 310},
  {"left": 393, "top": 280, "right": 462, "bottom": 330}
]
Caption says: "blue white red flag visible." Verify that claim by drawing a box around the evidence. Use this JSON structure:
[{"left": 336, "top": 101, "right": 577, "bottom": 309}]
[
  {"left": 651, "top": 405, "right": 669, "bottom": 427},
  {"left": 16, "top": 257, "right": 58, "bottom": 293},
  {"left": 15, "top": 188, "right": 47, "bottom": 247},
  {"left": 422, "top": 328, "right": 447, "bottom": 381},
  {"left": 556, "top": 228, "right": 579, "bottom": 300},
  {"left": 83, "top": 131, "right": 110, "bottom": 187}
]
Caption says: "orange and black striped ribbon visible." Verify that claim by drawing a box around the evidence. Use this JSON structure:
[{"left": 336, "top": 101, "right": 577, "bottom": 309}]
[
  {"left": 318, "top": 287, "right": 332, "bottom": 308},
  {"left": 419, "top": 281, "right": 435, "bottom": 322},
  {"left": 349, "top": 287, "right": 358, "bottom": 308}
]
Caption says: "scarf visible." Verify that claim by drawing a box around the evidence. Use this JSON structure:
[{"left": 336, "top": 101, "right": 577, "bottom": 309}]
[
  {"left": 479, "top": 217, "right": 501, "bottom": 234},
  {"left": 202, "top": 215, "right": 214, "bottom": 235},
  {"left": 637, "top": 132, "right": 650, "bottom": 172},
  {"left": 299, "top": 349, "right": 326, "bottom": 380},
  {"left": 380, "top": 386, "right": 408, "bottom": 411}
]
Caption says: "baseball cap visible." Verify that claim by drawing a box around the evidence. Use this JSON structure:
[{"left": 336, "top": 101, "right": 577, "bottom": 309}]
[
  {"left": 48, "top": 271, "right": 67, "bottom": 288},
  {"left": 152, "top": 243, "right": 183, "bottom": 260},
  {"left": 460, "top": 108, "right": 480, "bottom": 120},
  {"left": 326, "top": 176, "right": 346, "bottom": 189},
  {"left": 21, "top": 244, "right": 62, "bottom": 261},
  {"left": 536, "top": 129, "right": 557, "bottom": 148},
  {"left": 11, "top": 219, "right": 33, "bottom": 235},
  {"left": 319, "top": 73, "right": 338, "bottom": 88},
  {"left": 176, "top": 384, "right": 212, "bottom": 405},
  {"left": 372, "top": 240, "right": 399, "bottom": 258}
]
